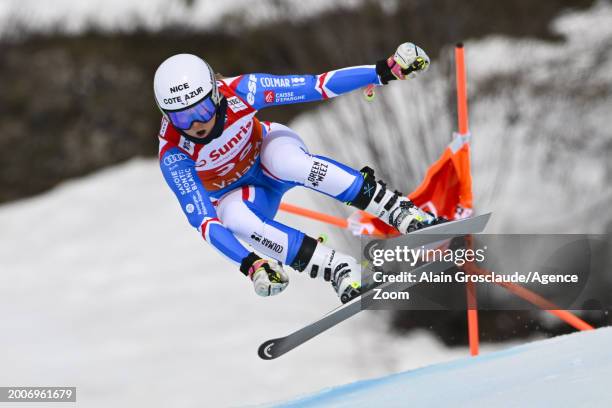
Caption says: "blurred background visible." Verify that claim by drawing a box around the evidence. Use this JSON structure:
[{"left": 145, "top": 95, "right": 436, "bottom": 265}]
[{"left": 0, "top": 0, "right": 611, "bottom": 406}]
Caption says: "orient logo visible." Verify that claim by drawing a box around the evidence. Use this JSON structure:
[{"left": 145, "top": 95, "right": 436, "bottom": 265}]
[{"left": 264, "top": 90, "right": 275, "bottom": 104}]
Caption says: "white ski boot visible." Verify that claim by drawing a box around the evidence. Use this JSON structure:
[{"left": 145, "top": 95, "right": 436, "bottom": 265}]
[
  {"left": 302, "top": 242, "right": 361, "bottom": 303},
  {"left": 349, "top": 166, "right": 440, "bottom": 234}
]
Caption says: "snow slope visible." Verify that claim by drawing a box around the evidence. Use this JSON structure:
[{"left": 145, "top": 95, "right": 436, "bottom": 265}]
[
  {"left": 271, "top": 327, "right": 612, "bottom": 407},
  {"left": 0, "top": 158, "right": 506, "bottom": 408}
]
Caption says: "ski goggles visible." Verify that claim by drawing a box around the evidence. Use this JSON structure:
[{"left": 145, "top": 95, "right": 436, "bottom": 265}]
[{"left": 165, "top": 94, "right": 218, "bottom": 130}]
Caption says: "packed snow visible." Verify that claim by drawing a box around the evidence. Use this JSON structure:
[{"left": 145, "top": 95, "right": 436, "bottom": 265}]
[{"left": 270, "top": 327, "right": 612, "bottom": 407}]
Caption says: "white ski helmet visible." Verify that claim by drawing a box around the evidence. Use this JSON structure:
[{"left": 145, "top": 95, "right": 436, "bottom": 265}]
[{"left": 153, "top": 53, "right": 221, "bottom": 130}]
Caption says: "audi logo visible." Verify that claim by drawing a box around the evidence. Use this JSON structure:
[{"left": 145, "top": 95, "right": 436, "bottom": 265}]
[{"left": 163, "top": 153, "right": 187, "bottom": 165}]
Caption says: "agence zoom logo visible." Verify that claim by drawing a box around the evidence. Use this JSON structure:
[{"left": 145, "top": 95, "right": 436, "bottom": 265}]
[{"left": 164, "top": 153, "right": 188, "bottom": 166}]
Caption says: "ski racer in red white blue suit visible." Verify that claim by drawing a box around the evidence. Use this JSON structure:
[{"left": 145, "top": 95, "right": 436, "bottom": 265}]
[{"left": 154, "top": 43, "right": 438, "bottom": 303}]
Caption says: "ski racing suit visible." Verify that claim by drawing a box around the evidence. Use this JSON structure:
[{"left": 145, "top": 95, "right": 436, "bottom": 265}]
[{"left": 158, "top": 60, "right": 430, "bottom": 285}]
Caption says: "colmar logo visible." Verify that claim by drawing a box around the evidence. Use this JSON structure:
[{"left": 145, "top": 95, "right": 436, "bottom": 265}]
[
  {"left": 261, "top": 237, "right": 284, "bottom": 253},
  {"left": 251, "top": 232, "right": 284, "bottom": 253},
  {"left": 260, "top": 77, "right": 291, "bottom": 88},
  {"left": 264, "top": 90, "right": 275, "bottom": 104}
]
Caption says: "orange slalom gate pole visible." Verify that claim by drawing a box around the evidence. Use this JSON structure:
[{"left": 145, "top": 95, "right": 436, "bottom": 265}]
[
  {"left": 455, "top": 43, "right": 469, "bottom": 135},
  {"left": 278, "top": 203, "right": 391, "bottom": 237},
  {"left": 466, "top": 279, "right": 479, "bottom": 356},
  {"left": 546, "top": 310, "right": 594, "bottom": 331},
  {"left": 456, "top": 43, "right": 479, "bottom": 356},
  {"left": 465, "top": 263, "right": 594, "bottom": 331},
  {"left": 279, "top": 202, "right": 348, "bottom": 229}
]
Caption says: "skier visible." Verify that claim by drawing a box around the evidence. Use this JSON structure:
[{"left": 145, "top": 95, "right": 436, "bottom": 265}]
[{"left": 154, "top": 43, "right": 440, "bottom": 303}]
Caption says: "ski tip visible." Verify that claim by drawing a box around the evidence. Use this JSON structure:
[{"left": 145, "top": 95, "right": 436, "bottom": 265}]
[
  {"left": 478, "top": 212, "right": 493, "bottom": 228},
  {"left": 415, "top": 211, "right": 492, "bottom": 235},
  {"left": 258, "top": 340, "right": 279, "bottom": 360},
  {"left": 464, "top": 212, "right": 492, "bottom": 233}
]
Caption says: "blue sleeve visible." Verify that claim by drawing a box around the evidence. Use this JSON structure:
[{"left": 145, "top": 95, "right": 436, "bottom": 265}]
[
  {"left": 159, "top": 147, "right": 251, "bottom": 265},
  {"left": 233, "top": 65, "right": 381, "bottom": 110}
]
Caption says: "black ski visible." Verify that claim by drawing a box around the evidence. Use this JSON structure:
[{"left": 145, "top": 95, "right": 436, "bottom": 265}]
[{"left": 258, "top": 213, "right": 492, "bottom": 360}]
